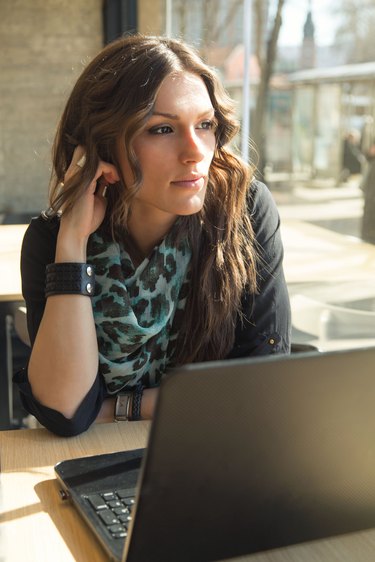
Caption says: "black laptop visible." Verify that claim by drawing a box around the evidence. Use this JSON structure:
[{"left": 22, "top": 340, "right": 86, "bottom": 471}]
[{"left": 55, "top": 346, "right": 375, "bottom": 562}]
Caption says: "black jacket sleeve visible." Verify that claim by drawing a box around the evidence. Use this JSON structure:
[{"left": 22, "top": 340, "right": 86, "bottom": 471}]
[
  {"left": 227, "top": 181, "right": 291, "bottom": 358},
  {"left": 13, "top": 215, "right": 107, "bottom": 436}
]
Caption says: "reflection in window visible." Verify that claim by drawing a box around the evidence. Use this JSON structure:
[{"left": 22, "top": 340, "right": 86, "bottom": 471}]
[{"left": 161, "top": 1, "right": 375, "bottom": 354}]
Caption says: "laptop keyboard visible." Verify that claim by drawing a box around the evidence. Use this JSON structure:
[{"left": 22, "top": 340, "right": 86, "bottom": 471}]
[{"left": 85, "top": 489, "right": 136, "bottom": 540}]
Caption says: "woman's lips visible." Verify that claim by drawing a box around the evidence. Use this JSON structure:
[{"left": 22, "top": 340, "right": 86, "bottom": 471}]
[{"left": 171, "top": 176, "right": 205, "bottom": 188}]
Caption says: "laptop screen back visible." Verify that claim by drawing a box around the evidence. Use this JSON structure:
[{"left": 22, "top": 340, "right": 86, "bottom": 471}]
[{"left": 124, "top": 347, "right": 375, "bottom": 561}]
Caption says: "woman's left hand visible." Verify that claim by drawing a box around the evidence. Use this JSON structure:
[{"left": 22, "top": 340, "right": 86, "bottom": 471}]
[{"left": 56, "top": 146, "right": 120, "bottom": 262}]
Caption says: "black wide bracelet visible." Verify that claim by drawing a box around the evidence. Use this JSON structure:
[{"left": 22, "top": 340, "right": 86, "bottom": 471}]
[
  {"left": 45, "top": 262, "right": 95, "bottom": 298},
  {"left": 130, "top": 383, "right": 144, "bottom": 421}
]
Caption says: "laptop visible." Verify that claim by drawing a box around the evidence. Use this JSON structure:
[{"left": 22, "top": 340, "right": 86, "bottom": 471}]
[{"left": 55, "top": 346, "right": 375, "bottom": 562}]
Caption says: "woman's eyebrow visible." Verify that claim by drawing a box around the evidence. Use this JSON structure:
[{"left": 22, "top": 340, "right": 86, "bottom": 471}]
[
  {"left": 152, "top": 111, "right": 179, "bottom": 119},
  {"left": 151, "top": 108, "right": 215, "bottom": 120}
]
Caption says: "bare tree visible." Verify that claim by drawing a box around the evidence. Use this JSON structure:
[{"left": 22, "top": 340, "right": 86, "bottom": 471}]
[
  {"left": 174, "top": 0, "right": 188, "bottom": 38},
  {"left": 332, "top": 0, "right": 375, "bottom": 63},
  {"left": 173, "top": 0, "right": 243, "bottom": 59},
  {"left": 173, "top": 0, "right": 286, "bottom": 175},
  {"left": 203, "top": 0, "right": 243, "bottom": 46},
  {"left": 253, "top": 0, "right": 266, "bottom": 65},
  {"left": 252, "top": 0, "right": 286, "bottom": 177},
  {"left": 201, "top": 0, "right": 286, "bottom": 175}
]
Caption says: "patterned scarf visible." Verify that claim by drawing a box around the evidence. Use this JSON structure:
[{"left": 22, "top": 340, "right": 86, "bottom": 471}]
[{"left": 87, "top": 226, "right": 191, "bottom": 394}]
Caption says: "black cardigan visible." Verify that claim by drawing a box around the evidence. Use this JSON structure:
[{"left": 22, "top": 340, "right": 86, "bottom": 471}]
[{"left": 14, "top": 181, "right": 291, "bottom": 436}]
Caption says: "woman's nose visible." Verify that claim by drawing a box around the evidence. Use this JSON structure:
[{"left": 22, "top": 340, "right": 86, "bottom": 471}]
[{"left": 179, "top": 129, "right": 206, "bottom": 163}]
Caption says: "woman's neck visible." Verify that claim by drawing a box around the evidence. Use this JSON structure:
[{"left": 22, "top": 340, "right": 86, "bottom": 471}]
[{"left": 126, "top": 208, "right": 177, "bottom": 263}]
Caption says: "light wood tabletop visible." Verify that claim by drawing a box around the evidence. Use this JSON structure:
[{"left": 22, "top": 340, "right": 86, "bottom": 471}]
[
  {"left": 0, "top": 224, "right": 28, "bottom": 301},
  {"left": 2, "top": 423, "right": 375, "bottom": 562},
  {"left": 0, "top": 422, "right": 150, "bottom": 562},
  {"left": 281, "top": 220, "right": 375, "bottom": 284}
]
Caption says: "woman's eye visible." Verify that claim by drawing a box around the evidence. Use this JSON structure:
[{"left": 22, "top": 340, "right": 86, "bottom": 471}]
[
  {"left": 197, "top": 120, "right": 216, "bottom": 130},
  {"left": 148, "top": 125, "right": 173, "bottom": 135}
]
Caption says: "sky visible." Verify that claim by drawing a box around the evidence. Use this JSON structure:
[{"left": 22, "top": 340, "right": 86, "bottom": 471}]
[{"left": 278, "top": 0, "right": 340, "bottom": 46}]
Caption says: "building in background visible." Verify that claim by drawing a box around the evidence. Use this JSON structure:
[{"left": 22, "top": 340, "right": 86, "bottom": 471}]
[
  {"left": 290, "top": 62, "right": 375, "bottom": 181},
  {"left": 300, "top": 1, "right": 316, "bottom": 69}
]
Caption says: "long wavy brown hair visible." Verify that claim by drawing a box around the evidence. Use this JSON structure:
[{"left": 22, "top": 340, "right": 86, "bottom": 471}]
[{"left": 49, "top": 34, "right": 257, "bottom": 364}]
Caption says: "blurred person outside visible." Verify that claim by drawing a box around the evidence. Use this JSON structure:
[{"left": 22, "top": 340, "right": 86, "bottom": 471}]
[{"left": 340, "top": 130, "right": 364, "bottom": 183}]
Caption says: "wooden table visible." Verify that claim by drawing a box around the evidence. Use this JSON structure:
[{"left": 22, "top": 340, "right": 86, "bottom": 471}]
[
  {"left": 0, "top": 224, "right": 28, "bottom": 428},
  {"left": 0, "top": 423, "right": 151, "bottom": 562},
  {"left": 281, "top": 220, "right": 375, "bottom": 284},
  {"left": 2, "top": 423, "right": 375, "bottom": 562}
]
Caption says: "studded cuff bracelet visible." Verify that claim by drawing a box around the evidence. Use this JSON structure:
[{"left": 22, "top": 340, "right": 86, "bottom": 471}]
[{"left": 45, "top": 262, "right": 95, "bottom": 298}]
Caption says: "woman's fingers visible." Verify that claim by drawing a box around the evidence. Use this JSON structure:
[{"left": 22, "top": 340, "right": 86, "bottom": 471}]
[
  {"left": 65, "top": 145, "right": 121, "bottom": 186},
  {"left": 64, "top": 146, "right": 87, "bottom": 182},
  {"left": 76, "top": 154, "right": 86, "bottom": 168},
  {"left": 95, "top": 181, "right": 109, "bottom": 198},
  {"left": 59, "top": 145, "right": 120, "bottom": 232}
]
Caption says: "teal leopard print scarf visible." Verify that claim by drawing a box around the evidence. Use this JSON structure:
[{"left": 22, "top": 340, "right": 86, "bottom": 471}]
[{"left": 87, "top": 227, "right": 191, "bottom": 393}]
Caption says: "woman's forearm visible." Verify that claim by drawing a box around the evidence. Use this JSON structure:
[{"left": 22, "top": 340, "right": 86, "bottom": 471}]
[
  {"left": 27, "top": 214, "right": 159, "bottom": 422},
  {"left": 27, "top": 224, "right": 99, "bottom": 419},
  {"left": 140, "top": 387, "right": 158, "bottom": 419},
  {"left": 28, "top": 293, "right": 99, "bottom": 418}
]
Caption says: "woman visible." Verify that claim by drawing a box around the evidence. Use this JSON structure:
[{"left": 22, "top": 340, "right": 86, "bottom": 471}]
[{"left": 15, "top": 34, "right": 291, "bottom": 436}]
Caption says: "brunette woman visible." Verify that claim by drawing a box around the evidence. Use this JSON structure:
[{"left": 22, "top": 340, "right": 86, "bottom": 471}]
[{"left": 15, "top": 34, "right": 291, "bottom": 436}]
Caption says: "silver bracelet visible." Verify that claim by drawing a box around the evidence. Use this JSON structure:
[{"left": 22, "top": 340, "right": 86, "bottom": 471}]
[{"left": 114, "top": 392, "right": 133, "bottom": 422}]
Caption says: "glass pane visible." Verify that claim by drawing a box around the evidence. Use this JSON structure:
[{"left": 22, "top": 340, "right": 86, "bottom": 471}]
[
  {"left": 163, "top": 0, "right": 375, "bottom": 353},
  {"left": 292, "top": 87, "right": 315, "bottom": 175},
  {"left": 314, "top": 84, "right": 341, "bottom": 176}
]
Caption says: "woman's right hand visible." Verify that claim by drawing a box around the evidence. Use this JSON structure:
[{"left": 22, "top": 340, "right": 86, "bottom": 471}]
[{"left": 56, "top": 146, "right": 120, "bottom": 262}]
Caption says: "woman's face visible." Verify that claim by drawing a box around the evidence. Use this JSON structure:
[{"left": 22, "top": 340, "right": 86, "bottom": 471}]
[{"left": 116, "top": 71, "right": 217, "bottom": 230}]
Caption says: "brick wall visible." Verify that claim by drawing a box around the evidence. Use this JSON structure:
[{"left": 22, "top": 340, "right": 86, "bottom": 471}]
[{"left": 0, "top": 0, "right": 103, "bottom": 214}]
